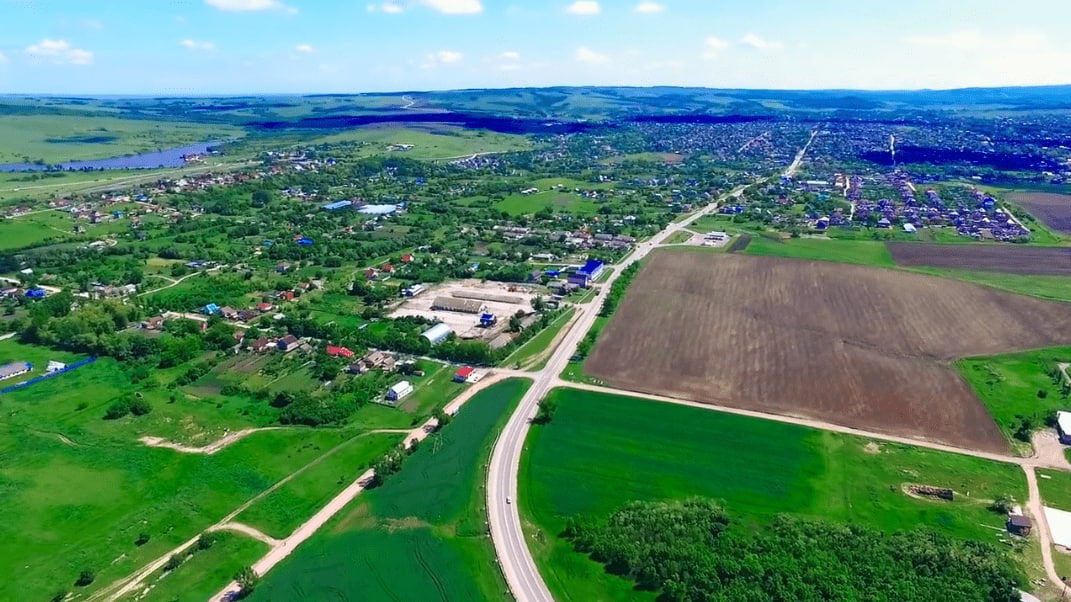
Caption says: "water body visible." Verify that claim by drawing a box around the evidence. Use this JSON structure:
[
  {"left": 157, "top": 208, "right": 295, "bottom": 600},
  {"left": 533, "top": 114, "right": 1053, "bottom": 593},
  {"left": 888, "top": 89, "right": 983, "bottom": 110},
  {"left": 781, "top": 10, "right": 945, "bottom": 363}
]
[{"left": 0, "top": 141, "right": 220, "bottom": 173}]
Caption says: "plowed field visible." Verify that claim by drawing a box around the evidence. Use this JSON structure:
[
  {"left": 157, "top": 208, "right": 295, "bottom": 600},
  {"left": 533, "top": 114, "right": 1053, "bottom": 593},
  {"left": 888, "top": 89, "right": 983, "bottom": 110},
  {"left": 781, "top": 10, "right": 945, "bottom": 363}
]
[
  {"left": 585, "top": 252, "right": 1071, "bottom": 453},
  {"left": 887, "top": 242, "right": 1071, "bottom": 275},
  {"left": 1007, "top": 192, "right": 1071, "bottom": 233}
]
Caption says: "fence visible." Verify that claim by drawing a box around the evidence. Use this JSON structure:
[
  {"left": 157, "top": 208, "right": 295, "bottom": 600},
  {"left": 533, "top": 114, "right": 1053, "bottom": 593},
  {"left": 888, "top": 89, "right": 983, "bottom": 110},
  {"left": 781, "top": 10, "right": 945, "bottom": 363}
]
[{"left": 1, "top": 356, "right": 97, "bottom": 394}]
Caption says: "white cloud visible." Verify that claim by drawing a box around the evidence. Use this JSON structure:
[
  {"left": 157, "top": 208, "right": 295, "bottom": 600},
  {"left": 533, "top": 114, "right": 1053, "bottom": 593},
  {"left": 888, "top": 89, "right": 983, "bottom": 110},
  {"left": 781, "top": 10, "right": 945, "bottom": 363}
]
[
  {"left": 565, "top": 1, "right": 600, "bottom": 15},
  {"left": 295, "top": 43, "right": 315, "bottom": 53},
  {"left": 701, "top": 36, "right": 729, "bottom": 60},
  {"left": 420, "top": 0, "right": 483, "bottom": 14},
  {"left": 204, "top": 0, "right": 295, "bottom": 13},
  {"left": 575, "top": 46, "right": 609, "bottom": 65},
  {"left": 25, "top": 39, "right": 94, "bottom": 65},
  {"left": 435, "top": 50, "right": 462, "bottom": 63},
  {"left": 0, "top": 52, "right": 7, "bottom": 64},
  {"left": 500, "top": 51, "right": 520, "bottom": 60},
  {"left": 739, "top": 33, "right": 783, "bottom": 51},
  {"left": 905, "top": 30, "right": 984, "bottom": 50},
  {"left": 381, "top": 1, "right": 404, "bottom": 13},
  {"left": 634, "top": 1, "right": 664, "bottom": 13},
  {"left": 180, "top": 39, "right": 216, "bottom": 51}
]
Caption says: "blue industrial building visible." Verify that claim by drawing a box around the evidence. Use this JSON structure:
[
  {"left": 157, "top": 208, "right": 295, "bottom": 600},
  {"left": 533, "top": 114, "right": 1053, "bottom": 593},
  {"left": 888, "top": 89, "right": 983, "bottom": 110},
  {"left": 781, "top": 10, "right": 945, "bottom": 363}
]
[{"left": 322, "top": 200, "right": 353, "bottom": 211}]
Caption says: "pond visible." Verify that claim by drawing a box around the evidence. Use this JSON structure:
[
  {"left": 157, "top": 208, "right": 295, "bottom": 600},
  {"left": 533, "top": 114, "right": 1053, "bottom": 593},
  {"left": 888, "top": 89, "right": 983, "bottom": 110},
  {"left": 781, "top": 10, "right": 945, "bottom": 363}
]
[{"left": 0, "top": 141, "right": 220, "bottom": 172}]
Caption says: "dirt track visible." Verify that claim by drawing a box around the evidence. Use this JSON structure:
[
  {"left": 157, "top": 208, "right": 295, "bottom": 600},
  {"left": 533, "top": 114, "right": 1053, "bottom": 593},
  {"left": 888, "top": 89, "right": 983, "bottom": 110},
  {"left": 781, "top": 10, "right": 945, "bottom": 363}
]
[
  {"left": 586, "top": 252, "right": 1071, "bottom": 453},
  {"left": 888, "top": 242, "right": 1071, "bottom": 276}
]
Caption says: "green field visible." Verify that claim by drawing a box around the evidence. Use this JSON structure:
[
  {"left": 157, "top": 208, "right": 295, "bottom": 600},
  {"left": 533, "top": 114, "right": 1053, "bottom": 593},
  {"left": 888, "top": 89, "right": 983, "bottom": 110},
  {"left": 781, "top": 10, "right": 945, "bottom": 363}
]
[
  {"left": 127, "top": 532, "right": 268, "bottom": 602},
  {"left": 520, "top": 388, "right": 1028, "bottom": 601},
  {"left": 235, "top": 432, "right": 403, "bottom": 539},
  {"left": 0, "top": 114, "right": 241, "bottom": 165},
  {"left": 502, "top": 307, "right": 576, "bottom": 370},
  {"left": 305, "top": 125, "right": 529, "bottom": 160},
  {"left": 495, "top": 190, "right": 599, "bottom": 216},
  {"left": 910, "top": 267, "right": 1071, "bottom": 303},
  {"left": 743, "top": 235, "right": 896, "bottom": 267},
  {"left": 1037, "top": 469, "right": 1071, "bottom": 511},
  {"left": 957, "top": 346, "right": 1071, "bottom": 442},
  {"left": 251, "top": 378, "right": 531, "bottom": 601}
]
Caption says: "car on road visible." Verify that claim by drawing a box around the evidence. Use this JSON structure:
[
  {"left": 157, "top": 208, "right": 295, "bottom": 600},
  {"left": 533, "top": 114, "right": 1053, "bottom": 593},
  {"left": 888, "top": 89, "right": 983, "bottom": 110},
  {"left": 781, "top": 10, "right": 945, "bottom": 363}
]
[{"left": 506, "top": 496, "right": 512, "bottom": 504}]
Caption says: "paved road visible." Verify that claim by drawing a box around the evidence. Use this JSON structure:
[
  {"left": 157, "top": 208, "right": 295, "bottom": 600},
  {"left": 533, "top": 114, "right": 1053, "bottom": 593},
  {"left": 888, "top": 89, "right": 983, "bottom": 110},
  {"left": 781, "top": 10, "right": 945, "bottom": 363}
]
[
  {"left": 783, "top": 129, "right": 819, "bottom": 178},
  {"left": 485, "top": 185, "right": 749, "bottom": 602}
]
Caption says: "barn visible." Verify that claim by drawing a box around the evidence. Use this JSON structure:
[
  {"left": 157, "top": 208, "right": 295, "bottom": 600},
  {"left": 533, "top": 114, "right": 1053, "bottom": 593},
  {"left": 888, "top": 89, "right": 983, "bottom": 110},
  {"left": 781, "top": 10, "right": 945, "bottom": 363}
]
[
  {"left": 432, "top": 296, "right": 485, "bottom": 314},
  {"left": 421, "top": 323, "right": 453, "bottom": 345}
]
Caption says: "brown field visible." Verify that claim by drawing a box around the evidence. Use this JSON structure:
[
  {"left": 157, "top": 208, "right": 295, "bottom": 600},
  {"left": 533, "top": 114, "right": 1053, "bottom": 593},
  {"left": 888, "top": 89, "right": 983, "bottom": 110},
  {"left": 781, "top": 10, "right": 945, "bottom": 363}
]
[
  {"left": 585, "top": 251, "right": 1071, "bottom": 453},
  {"left": 1007, "top": 192, "right": 1071, "bottom": 233},
  {"left": 887, "top": 242, "right": 1071, "bottom": 275}
]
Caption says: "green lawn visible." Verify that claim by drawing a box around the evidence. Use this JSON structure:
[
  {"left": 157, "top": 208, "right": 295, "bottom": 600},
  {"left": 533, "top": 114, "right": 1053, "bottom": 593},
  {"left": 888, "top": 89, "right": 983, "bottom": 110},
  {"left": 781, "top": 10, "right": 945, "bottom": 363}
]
[
  {"left": 1037, "top": 469, "right": 1071, "bottom": 511},
  {"left": 910, "top": 267, "right": 1071, "bottom": 303},
  {"left": 743, "top": 235, "right": 896, "bottom": 267},
  {"left": 663, "top": 230, "right": 693, "bottom": 244},
  {"left": 495, "top": 191, "right": 599, "bottom": 216},
  {"left": 129, "top": 533, "right": 268, "bottom": 602},
  {"left": 396, "top": 361, "right": 466, "bottom": 415},
  {"left": 520, "top": 388, "right": 1028, "bottom": 601},
  {"left": 235, "top": 432, "right": 402, "bottom": 539},
  {"left": 306, "top": 125, "right": 529, "bottom": 160},
  {"left": 250, "top": 378, "right": 531, "bottom": 601},
  {"left": 956, "top": 346, "right": 1071, "bottom": 441}
]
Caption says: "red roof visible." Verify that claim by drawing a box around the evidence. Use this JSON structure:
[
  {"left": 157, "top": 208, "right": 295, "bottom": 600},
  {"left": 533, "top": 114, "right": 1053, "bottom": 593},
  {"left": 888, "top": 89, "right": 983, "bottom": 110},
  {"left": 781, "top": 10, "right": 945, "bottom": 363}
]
[
  {"left": 256, "top": 302, "right": 273, "bottom": 311},
  {"left": 455, "top": 366, "right": 475, "bottom": 379},
  {"left": 326, "top": 345, "right": 354, "bottom": 358},
  {"left": 381, "top": 263, "right": 394, "bottom": 272},
  {"left": 401, "top": 254, "right": 413, "bottom": 263}
]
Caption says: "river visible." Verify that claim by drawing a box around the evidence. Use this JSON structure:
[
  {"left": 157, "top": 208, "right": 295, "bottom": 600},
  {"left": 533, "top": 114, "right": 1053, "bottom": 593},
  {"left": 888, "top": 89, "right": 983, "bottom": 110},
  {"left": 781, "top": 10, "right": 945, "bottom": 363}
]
[{"left": 0, "top": 141, "right": 220, "bottom": 173}]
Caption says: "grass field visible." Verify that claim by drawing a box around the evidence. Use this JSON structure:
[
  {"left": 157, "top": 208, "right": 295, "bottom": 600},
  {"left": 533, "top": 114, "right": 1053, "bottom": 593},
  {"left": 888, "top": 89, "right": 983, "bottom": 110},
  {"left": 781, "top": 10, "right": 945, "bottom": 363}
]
[
  {"left": 957, "top": 346, "right": 1071, "bottom": 441},
  {"left": 495, "top": 190, "right": 599, "bottom": 216},
  {"left": 126, "top": 533, "right": 268, "bottom": 602},
  {"left": 1037, "top": 469, "right": 1071, "bottom": 511},
  {"left": 306, "top": 125, "right": 529, "bottom": 160},
  {"left": 0, "top": 114, "right": 241, "bottom": 165},
  {"left": 250, "top": 378, "right": 531, "bottom": 601},
  {"left": 743, "top": 235, "right": 896, "bottom": 267},
  {"left": 520, "top": 388, "right": 1029, "bottom": 601},
  {"left": 910, "top": 267, "right": 1071, "bottom": 303},
  {"left": 502, "top": 307, "right": 576, "bottom": 370},
  {"left": 235, "top": 432, "right": 403, "bottom": 539}
]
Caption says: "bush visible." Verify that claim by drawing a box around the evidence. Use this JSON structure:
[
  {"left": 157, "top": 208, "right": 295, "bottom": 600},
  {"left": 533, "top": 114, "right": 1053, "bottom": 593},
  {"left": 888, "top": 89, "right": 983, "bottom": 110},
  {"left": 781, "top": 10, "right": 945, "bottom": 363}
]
[
  {"left": 197, "top": 532, "right": 219, "bottom": 551},
  {"left": 103, "top": 398, "right": 131, "bottom": 420},
  {"left": 74, "top": 569, "right": 95, "bottom": 587},
  {"left": 130, "top": 397, "right": 152, "bottom": 416},
  {"left": 135, "top": 532, "right": 150, "bottom": 547},
  {"left": 234, "top": 566, "right": 260, "bottom": 599},
  {"left": 164, "top": 554, "right": 184, "bottom": 572},
  {"left": 1038, "top": 389, "right": 1049, "bottom": 399}
]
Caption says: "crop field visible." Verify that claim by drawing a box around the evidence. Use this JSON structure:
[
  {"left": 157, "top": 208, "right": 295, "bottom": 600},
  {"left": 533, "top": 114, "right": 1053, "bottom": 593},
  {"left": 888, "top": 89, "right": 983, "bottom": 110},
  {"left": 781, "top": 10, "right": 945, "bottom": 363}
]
[
  {"left": 888, "top": 242, "right": 1071, "bottom": 275},
  {"left": 744, "top": 235, "right": 895, "bottom": 267},
  {"left": 251, "top": 378, "right": 530, "bottom": 601},
  {"left": 908, "top": 267, "right": 1071, "bottom": 303},
  {"left": 305, "top": 124, "right": 530, "bottom": 160},
  {"left": 1006, "top": 192, "right": 1071, "bottom": 234},
  {"left": 519, "top": 388, "right": 1029, "bottom": 601},
  {"left": 585, "top": 251, "right": 1071, "bottom": 452},
  {"left": 0, "top": 114, "right": 241, "bottom": 165}
]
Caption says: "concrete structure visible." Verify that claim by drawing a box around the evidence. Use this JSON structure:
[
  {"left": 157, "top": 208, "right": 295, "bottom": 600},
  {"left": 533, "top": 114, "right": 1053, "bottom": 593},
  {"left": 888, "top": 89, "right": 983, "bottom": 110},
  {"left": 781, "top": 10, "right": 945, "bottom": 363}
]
[
  {"left": 421, "top": 323, "right": 453, "bottom": 345},
  {"left": 432, "top": 296, "right": 485, "bottom": 314},
  {"left": 0, "top": 361, "right": 31, "bottom": 381},
  {"left": 1057, "top": 411, "right": 1071, "bottom": 445},
  {"left": 385, "top": 380, "right": 413, "bottom": 403}
]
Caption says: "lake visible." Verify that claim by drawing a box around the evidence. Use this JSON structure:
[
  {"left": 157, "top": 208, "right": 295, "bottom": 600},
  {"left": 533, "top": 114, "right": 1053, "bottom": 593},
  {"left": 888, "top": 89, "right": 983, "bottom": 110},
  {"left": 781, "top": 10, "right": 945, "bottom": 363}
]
[{"left": 0, "top": 142, "right": 220, "bottom": 172}]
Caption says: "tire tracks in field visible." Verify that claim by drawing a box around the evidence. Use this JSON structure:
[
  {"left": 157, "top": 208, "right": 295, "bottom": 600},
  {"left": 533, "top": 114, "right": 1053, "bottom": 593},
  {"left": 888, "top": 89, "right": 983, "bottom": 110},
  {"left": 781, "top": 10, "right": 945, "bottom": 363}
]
[
  {"left": 366, "top": 554, "right": 402, "bottom": 602},
  {"left": 413, "top": 532, "right": 449, "bottom": 602}
]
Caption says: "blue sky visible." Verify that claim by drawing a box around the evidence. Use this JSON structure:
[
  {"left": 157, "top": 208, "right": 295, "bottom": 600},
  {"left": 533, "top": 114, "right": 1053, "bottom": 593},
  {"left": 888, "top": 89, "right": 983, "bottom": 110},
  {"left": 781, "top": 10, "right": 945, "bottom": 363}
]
[{"left": 1, "top": 0, "right": 1070, "bottom": 94}]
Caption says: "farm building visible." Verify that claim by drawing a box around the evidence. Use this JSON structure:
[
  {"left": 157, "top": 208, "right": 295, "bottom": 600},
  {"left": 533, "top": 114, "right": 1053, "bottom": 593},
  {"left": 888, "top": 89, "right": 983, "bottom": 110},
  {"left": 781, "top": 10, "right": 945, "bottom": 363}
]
[
  {"left": 322, "top": 200, "right": 353, "bottom": 211},
  {"left": 421, "top": 323, "right": 453, "bottom": 345},
  {"left": 432, "top": 296, "right": 485, "bottom": 314},
  {"left": 1007, "top": 513, "right": 1032, "bottom": 536},
  {"left": 402, "top": 284, "right": 425, "bottom": 297},
  {"left": 358, "top": 204, "right": 398, "bottom": 215},
  {"left": 480, "top": 313, "right": 497, "bottom": 327},
  {"left": 0, "top": 361, "right": 31, "bottom": 381},
  {"left": 202, "top": 303, "right": 220, "bottom": 315},
  {"left": 1057, "top": 411, "right": 1071, "bottom": 445},
  {"left": 385, "top": 380, "right": 413, "bottom": 403},
  {"left": 454, "top": 366, "right": 475, "bottom": 383}
]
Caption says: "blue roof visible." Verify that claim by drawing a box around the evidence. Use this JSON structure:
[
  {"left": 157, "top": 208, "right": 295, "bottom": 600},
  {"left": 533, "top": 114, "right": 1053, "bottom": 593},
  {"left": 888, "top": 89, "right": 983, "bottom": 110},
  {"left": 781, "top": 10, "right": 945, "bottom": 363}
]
[
  {"left": 296, "top": 238, "right": 314, "bottom": 246},
  {"left": 24, "top": 288, "right": 46, "bottom": 298},
  {"left": 203, "top": 303, "right": 220, "bottom": 313},
  {"left": 579, "top": 259, "right": 604, "bottom": 276},
  {"left": 322, "top": 200, "right": 353, "bottom": 210}
]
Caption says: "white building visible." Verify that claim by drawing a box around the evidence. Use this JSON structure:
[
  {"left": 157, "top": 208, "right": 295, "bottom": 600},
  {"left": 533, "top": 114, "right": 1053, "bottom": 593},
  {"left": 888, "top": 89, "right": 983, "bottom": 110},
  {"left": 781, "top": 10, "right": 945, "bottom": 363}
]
[
  {"left": 386, "top": 381, "right": 414, "bottom": 404},
  {"left": 421, "top": 323, "right": 453, "bottom": 345}
]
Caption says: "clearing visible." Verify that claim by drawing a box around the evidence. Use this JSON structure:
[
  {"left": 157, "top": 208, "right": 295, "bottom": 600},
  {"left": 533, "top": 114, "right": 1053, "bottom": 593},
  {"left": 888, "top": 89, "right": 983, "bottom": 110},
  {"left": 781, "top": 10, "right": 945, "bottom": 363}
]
[{"left": 585, "top": 251, "right": 1071, "bottom": 453}]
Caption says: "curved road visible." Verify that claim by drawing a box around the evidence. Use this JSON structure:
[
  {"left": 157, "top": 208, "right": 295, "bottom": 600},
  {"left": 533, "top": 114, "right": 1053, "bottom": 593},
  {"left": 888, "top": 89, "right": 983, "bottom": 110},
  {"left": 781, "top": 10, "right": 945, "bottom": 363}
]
[{"left": 486, "top": 184, "right": 750, "bottom": 602}]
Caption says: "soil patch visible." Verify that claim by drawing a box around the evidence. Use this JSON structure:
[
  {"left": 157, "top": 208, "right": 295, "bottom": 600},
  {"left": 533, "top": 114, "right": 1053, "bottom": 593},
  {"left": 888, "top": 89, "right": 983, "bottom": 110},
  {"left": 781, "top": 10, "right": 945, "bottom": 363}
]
[
  {"left": 1007, "top": 192, "right": 1071, "bottom": 233},
  {"left": 887, "top": 242, "right": 1071, "bottom": 275}
]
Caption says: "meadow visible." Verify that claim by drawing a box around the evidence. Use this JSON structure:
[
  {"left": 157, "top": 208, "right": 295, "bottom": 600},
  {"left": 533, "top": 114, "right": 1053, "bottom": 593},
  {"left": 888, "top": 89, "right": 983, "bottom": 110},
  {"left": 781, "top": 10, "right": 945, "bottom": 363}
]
[
  {"left": 305, "top": 125, "right": 530, "bottom": 160},
  {"left": 502, "top": 307, "right": 576, "bottom": 370},
  {"left": 956, "top": 346, "right": 1071, "bottom": 441},
  {"left": 0, "top": 339, "right": 403, "bottom": 599},
  {"left": 251, "top": 378, "right": 531, "bottom": 601},
  {"left": 0, "top": 114, "right": 241, "bottom": 165},
  {"left": 126, "top": 533, "right": 268, "bottom": 602},
  {"left": 519, "top": 388, "right": 1029, "bottom": 601},
  {"left": 742, "top": 235, "right": 896, "bottom": 267}
]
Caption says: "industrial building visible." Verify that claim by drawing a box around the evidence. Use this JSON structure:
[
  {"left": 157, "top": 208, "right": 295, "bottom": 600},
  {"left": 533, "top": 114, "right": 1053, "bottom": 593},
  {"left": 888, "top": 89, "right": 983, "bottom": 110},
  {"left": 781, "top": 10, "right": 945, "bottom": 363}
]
[
  {"left": 0, "top": 361, "right": 31, "bottom": 381},
  {"left": 568, "top": 259, "right": 605, "bottom": 288},
  {"left": 421, "top": 323, "right": 453, "bottom": 345},
  {"left": 321, "top": 200, "right": 353, "bottom": 211},
  {"left": 431, "top": 296, "right": 485, "bottom": 314}
]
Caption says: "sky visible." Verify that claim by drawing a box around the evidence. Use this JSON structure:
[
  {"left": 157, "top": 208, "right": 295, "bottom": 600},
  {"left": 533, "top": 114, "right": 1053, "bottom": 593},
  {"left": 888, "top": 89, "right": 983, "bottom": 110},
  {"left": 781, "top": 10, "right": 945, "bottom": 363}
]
[{"left": 1, "top": 0, "right": 1071, "bottom": 94}]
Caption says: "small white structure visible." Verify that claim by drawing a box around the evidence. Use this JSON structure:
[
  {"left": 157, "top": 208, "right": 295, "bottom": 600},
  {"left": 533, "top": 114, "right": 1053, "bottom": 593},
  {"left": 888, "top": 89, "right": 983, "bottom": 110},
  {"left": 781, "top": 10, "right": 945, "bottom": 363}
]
[
  {"left": 1057, "top": 411, "right": 1071, "bottom": 445},
  {"left": 421, "top": 323, "right": 453, "bottom": 345},
  {"left": 705, "top": 231, "right": 729, "bottom": 241},
  {"left": 1045, "top": 506, "right": 1071, "bottom": 548},
  {"left": 903, "top": 223, "right": 917, "bottom": 233},
  {"left": 385, "top": 381, "right": 414, "bottom": 404},
  {"left": 46, "top": 360, "right": 66, "bottom": 373}
]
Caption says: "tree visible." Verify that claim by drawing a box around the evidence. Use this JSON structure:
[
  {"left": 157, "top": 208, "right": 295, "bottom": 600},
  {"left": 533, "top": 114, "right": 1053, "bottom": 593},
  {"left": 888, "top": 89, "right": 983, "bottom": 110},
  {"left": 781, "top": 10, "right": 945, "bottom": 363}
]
[
  {"left": 433, "top": 408, "right": 452, "bottom": 430},
  {"left": 135, "top": 532, "right": 150, "bottom": 547},
  {"left": 103, "top": 398, "right": 131, "bottom": 420},
  {"left": 196, "top": 532, "right": 219, "bottom": 551},
  {"left": 130, "top": 397, "right": 152, "bottom": 416},
  {"left": 164, "top": 554, "right": 184, "bottom": 572},
  {"left": 74, "top": 569, "right": 95, "bottom": 587},
  {"left": 234, "top": 566, "right": 260, "bottom": 599},
  {"left": 989, "top": 494, "right": 1016, "bottom": 514},
  {"left": 534, "top": 398, "right": 557, "bottom": 425}
]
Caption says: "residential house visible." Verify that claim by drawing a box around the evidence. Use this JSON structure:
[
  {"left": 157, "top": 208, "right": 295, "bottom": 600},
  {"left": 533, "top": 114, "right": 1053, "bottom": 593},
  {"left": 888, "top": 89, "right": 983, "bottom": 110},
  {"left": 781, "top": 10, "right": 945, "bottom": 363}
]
[
  {"left": 251, "top": 337, "right": 273, "bottom": 353},
  {"left": 277, "top": 335, "right": 300, "bottom": 352},
  {"left": 219, "top": 306, "right": 239, "bottom": 320},
  {"left": 140, "top": 315, "right": 166, "bottom": 330},
  {"left": 325, "top": 345, "right": 355, "bottom": 359}
]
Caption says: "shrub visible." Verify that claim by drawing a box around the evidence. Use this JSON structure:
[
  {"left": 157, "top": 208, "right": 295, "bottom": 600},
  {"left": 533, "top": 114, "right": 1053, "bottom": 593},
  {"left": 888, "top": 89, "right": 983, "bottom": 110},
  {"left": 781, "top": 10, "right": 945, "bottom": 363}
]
[
  {"left": 196, "top": 532, "right": 219, "bottom": 551},
  {"left": 74, "top": 569, "right": 95, "bottom": 587},
  {"left": 164, "top": 554, "right": 183, "bottom": 572},
  {"left": 103, "top": 398, "right": 131, "bottom": 420},
  {"left": 135, "top": 532, "right": 150, "bottom": 547},
  {"left": 130, "top": 397, "right": 152, "bottom": 416}
]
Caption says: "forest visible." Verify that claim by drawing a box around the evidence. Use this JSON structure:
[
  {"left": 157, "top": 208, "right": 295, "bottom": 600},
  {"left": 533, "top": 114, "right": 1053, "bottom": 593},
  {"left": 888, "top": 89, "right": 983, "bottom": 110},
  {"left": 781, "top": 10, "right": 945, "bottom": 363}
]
[{"left": 564, "top": 499, "right": 1022, "bottom": 602}]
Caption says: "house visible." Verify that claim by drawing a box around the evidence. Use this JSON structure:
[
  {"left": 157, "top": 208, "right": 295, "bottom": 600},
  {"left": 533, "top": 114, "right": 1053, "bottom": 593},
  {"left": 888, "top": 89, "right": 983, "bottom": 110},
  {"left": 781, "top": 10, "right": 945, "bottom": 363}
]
[
  {"left": 400, "top": 253, "right": 414, "bottom": 263},
  {"left": 276, "top": 263, "right": 291, "bottom": 273},
  {"left": 219, "top": 306, "right": 238, "bottom": 320},
  {"left": 1056, "top": 411, "right": 1071, "bottom": 445},
  {"left": 201, "top": 303, "right": 220, "bottom": 315},
  {"left": 454, "top": 366, "right": 475, "bottom": 383},
  {"left": 0, "top": 361, "right": 31, "bottom": 381},
  {"left": 385, "top": 380, "right": 414, "bottom": 404},
  {"left": 140, "top": 316, "right": 166, "bottom": 330},
  {"left": 256, "top": 302, "right": 274, "bottom": 313},
  {"left": 236, "top": 310, "right": 256, "bottom": 322},
  {"left": 276, "top": 291, "right": 296, "bottom": 302},
  {"left": 352, "top": 349, "right": 395, "bottom": 373},
  {"left": 277, "top": 335, "right": 300, "bottom": 352},
  {"left": 1007, "top": 514, "right": 1032, "bottom": 536},
  {"left": 567, "top": 272, "right": 592, "bottom": 288},
  {"left": 251, "top": 337, "right": 273, "bottom": 353},
  {"left": 325, "top": 345, "right": 355, "bottom": 359},
  {"left": 364, "top": 268, "right": 378, "bottom": 281},
  {"left": 24, "top": 288, "right": 46, "bottom": 299},
  {"left": 233, "top": 331, "right": 246, "bottom": 344},
  {"left": 381, "top": 263, "right": 394, "bottom": 274}
]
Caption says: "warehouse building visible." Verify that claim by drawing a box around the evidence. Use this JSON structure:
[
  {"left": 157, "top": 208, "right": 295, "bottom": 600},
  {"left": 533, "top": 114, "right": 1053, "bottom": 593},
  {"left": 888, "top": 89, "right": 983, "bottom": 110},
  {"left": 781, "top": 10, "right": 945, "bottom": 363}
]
[
  {"left": 421, "top": 323, "right": 453, "bottom": 345},
  {"left": 0, "top": 361, "right": 31, "bottom": 381},
  {"left": 431, "top": 296, "right": 485, "bottom": 314}
]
